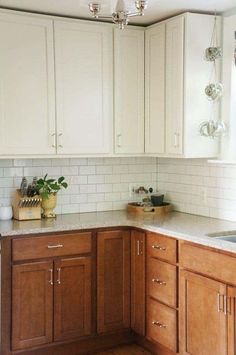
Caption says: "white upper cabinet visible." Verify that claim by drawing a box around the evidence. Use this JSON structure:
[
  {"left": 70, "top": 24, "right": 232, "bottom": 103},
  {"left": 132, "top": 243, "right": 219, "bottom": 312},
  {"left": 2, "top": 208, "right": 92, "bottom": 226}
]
[
  {"left": 0, "top": 12, "right": 56, "bottom": 155},
  {"left": 165, "top": 17, "right": 184, "bottom": 155},
  {"left": 146, "top": 13, "right": 219, "bottom": 158},
  {"left": 114, "top": 28, "right": 145, "bottom": 154},
  {"left": 145, "top": 23, "right": 165, "bottom": 154},
  {"left": 54, "top": 20, "right": 113, "bottom": 155}
]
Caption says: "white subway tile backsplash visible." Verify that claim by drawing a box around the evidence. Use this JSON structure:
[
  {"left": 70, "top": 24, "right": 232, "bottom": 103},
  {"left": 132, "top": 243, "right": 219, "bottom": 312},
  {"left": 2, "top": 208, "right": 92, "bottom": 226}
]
[
  {"left": 3, "top": 156, "right": 236, "bottom": 222},
  {"left": 61, "top": 166, "right": 78, "bottom": 176},
  {"left": 88, "top": 175, "right": 105, "bottom": 184},
  {"left": 79, "top": 166, "right": 96, "bottom": 175},
  {"left": 88, "top": 193, "right": 105, "bottom": 203},
  {"left": 79, "top": 184, "right": 96, "bottom": 193},
  {"left": 96, "top": 201, "right": 113, "bottom": 211},
  {"left": 157, "top": 158, "right": 236, "bottom": 222},
  {"left": 96, "top": 184, "right": 113, "bottom": 193},
  {"left": 96, "top": 165, "right": 113, "bottom": 175},
  {"left": 0, "top": 157, "right": 156, "bottom": 214},
  {"left": 3, "top": 167, "right": 22, "bottom": 177}
]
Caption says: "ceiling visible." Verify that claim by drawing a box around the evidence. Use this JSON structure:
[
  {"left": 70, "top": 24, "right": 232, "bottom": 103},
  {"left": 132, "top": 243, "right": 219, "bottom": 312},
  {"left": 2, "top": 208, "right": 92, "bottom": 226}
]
[{"left": 0, "top": 0, "right": 235, "bottom": 25}]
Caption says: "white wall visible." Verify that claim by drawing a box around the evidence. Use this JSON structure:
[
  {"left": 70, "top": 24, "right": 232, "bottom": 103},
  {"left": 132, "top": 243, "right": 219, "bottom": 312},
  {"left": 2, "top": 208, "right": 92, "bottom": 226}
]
[
  {"left": 157, "top": 158, "right": 236, "bottom": 221},
  {"left": 221, "top": 11, "right": 236, "bottom": 160},
  {"left": 0, "top": 157, "right": 157, "bottom": 214}
]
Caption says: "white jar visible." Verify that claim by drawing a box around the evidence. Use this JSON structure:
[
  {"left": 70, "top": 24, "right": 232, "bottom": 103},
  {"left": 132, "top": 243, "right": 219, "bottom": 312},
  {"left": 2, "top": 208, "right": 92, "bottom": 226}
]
[{"left": 0, "top": 206, "right": 13, "bottom": 220}]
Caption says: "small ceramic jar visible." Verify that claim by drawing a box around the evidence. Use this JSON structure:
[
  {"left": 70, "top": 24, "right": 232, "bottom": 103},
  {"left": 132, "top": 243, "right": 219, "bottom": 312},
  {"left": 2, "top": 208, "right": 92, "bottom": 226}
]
[{"left": 0, "top": 206, "right": 13, "bottom": 220}]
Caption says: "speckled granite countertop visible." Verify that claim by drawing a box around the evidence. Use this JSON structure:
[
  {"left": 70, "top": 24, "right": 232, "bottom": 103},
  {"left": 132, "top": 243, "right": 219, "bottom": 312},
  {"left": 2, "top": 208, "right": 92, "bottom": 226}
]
[{"left": 1, "top": 210, "right": 236, "bottom": 254}]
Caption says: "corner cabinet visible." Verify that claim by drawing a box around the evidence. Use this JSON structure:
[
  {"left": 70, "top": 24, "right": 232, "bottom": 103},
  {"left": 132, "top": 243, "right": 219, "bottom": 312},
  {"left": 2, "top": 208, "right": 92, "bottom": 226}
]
[
  {"left": 114, "top": 28, "right": 145, "bottom": 154},
  {"left": 54, "top": 20, "right": 113, "bottom": 155},
  {"left": 131, "top": 230, "right": 146, "bottom": 336},
  {"left": 145, "top": 13, "right": 219, "bottom": 158},
  {"left": 0, "top": 12, "right": 56, "bottom": 155},
  {"left": 97, "top": 230, "right": 131, "bottom": 333}
]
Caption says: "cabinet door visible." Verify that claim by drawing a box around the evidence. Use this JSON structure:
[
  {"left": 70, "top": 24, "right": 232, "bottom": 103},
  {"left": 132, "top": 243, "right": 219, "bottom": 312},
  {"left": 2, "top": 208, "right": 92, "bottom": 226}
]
[
  {"left": 54, "top": 257, "right": 92, "bottom": 341},
  {"left": 227, "top": 286, "right": 236, "bottom": 355},
  {"left": 97, "top": 230, "right": 130, "bottom": 333},
  {"left": 54, "top": 20, "right": 113, "bottom": 154},
  {"left": 145, "top": 24, "right": 165, "bottom": 154},
  {"left": 179, "top": 270, "right": 227, "bottom": 355},
  {"left": 114, "top": 28, "right": 144, "bottom": 154},
  {"left": 131, "top": 230, "right": 145, "bottom": 336},
  {"left": 166, "top": 17, "right": 184, "bottom": 155},
  {"left": 0, "top": 13, "right": 56, "bottom": 155},
  {"left": 12, "top": 261, "right": 53, "bottom": 350}
]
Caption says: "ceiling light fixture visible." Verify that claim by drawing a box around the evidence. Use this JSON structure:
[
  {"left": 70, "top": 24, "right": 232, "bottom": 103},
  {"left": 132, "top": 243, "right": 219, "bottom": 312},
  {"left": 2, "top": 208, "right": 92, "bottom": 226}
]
[{"left": 89, "top": 1, "right": 148, "bottom": 30}]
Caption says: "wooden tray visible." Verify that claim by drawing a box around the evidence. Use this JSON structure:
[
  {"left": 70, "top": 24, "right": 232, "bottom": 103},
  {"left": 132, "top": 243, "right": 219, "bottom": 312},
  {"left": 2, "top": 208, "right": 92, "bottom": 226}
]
[{"left": 127, "top": 202, "right": 172, "bottom": 216}]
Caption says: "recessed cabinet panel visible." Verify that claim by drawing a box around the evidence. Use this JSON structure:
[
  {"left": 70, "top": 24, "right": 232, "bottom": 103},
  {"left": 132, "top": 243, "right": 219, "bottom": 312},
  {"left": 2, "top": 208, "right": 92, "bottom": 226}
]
[
  {"left": 97, "top": 230, "right": 131, "bottom": 333},
  {"left": 114, "top": 28, "right": 144, "bottom": 154},
  {"left": 12, "top": 261, "right": 53, "bottom": 350},
  {"left": 54, "top": 257, "right": 92, "bottom": 341},
  {"left": 165, "top": 17, "right": 184, "bottom": 155},
  {"left": 145, "top": 24, "right": 165, "bottom": 154},
  {"left": 54, "top": 20, "right": 113, "bottom": 154},
  {"left": 0, "top": 13, "right": 56, "bottom": 155},
  {"left": 131, "top": 230, "right": 146, "bottom": 336},
  {"left": 179, "top": 270, "right": 227, "bottom": 355}
]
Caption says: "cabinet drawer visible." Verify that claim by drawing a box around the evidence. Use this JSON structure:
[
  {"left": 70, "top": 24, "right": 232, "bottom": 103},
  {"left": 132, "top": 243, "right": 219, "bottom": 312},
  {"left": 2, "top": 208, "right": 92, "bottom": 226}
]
[
  {"left": 147, "top": 297, "right": 177, "bottom": 352},
  {"left": 180, "top": 242, "right": 236, "bottom": 285},
  {"left": 147, "top": 258, "right": 177, "bottom": 308},
  {"left": 147, "top": 232, "right": 177, "bottom": 263},
  {"left": 12, "top": 232, "right": 92, "bottom": 261}
]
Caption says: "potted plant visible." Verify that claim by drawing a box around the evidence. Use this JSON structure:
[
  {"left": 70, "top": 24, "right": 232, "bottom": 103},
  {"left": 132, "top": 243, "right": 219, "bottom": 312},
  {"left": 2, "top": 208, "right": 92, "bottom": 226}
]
[{"left": 36, "top": 174, "right": 68, "bottom": 218}]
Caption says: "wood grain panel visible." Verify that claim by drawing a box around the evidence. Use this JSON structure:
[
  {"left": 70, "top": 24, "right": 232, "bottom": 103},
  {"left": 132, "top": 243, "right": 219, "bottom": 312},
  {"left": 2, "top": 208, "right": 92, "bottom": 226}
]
[
  {"left": 179, "top": 270, "right": 227, "bottom": 355},
  {"left": 147, "top": 232, "right": 177, "bottom": 264},
  {"left": 180, "top": 241, "right": 236, "bottom": 284},
  {"left": 146, "top": 298, "right": 177, "bottom": 353},
  {"left": 131, "top": 230, "right": 146, "bottom": 336},
  {"left": 54, "top": 256, "right": 92, "bottom": 341},
  {"left": 147, "top": 257, "right": 177, "bottom": 307},
  {"left": 12, "top": 232, "right": 92, "bottom": 261},
  {"left": 12, "top": 261, "right": 53, "bottom": 350},
  {"left": 97, "top": 230, "right": 131, "bottom": 333}
]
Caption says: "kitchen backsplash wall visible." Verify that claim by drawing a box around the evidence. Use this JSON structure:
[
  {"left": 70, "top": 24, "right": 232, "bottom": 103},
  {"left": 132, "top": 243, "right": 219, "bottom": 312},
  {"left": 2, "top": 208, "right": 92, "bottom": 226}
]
[
  {"left": 0, "top": 157, "right": 157, "bottom": 214},
  {"left": 1, "top": 156, "right": 236, "bottom": 221},
  {"left": 157, "top": 158, "right": 236, "bottom": 221}
]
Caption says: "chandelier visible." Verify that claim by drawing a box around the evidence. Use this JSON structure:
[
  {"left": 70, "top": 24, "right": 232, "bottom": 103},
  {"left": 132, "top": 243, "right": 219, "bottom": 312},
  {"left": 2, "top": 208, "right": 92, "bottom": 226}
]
[{"left": 89, "top": 1, "right": 148, "bottom": 29}]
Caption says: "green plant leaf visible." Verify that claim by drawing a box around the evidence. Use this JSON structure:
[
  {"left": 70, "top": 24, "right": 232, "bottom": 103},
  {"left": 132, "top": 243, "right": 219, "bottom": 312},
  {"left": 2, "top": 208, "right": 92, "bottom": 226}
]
[
  {"left": 61, "top": 182, "right": 68, "bottom": 189},
  {"left": 46, "top": 179, "right": 55, "bottom": 184},
  {"left": 58, "top": 176, "right": 65, "bottom": 183},
  {"left": 50, "top": 183, "right": 60, "bottom": 191}
]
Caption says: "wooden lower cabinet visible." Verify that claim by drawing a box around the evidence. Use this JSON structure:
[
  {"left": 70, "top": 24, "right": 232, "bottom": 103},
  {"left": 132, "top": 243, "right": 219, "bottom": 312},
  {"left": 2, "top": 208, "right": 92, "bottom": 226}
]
[
  {"left": 131, "top": 230, "right": 146, "bottom": 336},
  {"left": 179, "top": 270, "right": 227, "bottom": 355},
  {"left": 12, "top": 257, "right": 92, "bottom": 351},
  {"left": 97, "top": 230, "right": 131, "bottom": 333},
  {"left": 54, "top": 256, "right": 92, "bottom": 341},
  {"left": 12, "top": 261, "right": 53, "bottom": 350}
]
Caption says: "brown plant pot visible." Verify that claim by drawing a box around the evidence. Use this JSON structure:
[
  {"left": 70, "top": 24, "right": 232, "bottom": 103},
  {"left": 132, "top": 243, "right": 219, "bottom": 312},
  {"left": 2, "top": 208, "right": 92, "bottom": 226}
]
[{"left": 41, "top": 193, "right": 57, "bottom": 218}]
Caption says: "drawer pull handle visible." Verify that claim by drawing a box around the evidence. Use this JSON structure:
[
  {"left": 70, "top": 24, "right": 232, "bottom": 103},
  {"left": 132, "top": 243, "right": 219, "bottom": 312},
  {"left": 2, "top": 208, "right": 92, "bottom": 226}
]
[
  {"left": 152, "top": 245, "right": 166, "bottom": 251},
  {"left": 152, "top": 321, "right": 167, "bottom": 329},
  {"left": 152, "top": 278, "right": 166, "bottom": 285},
  {"left": 47, "top": 244, "right": 63, "bottom": 249},
  {"left": 49, "top": 269, "right": 53, "bottom": 285},
  {"left": 56, "top": 268, "right": 61, "bottom": 284}
]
